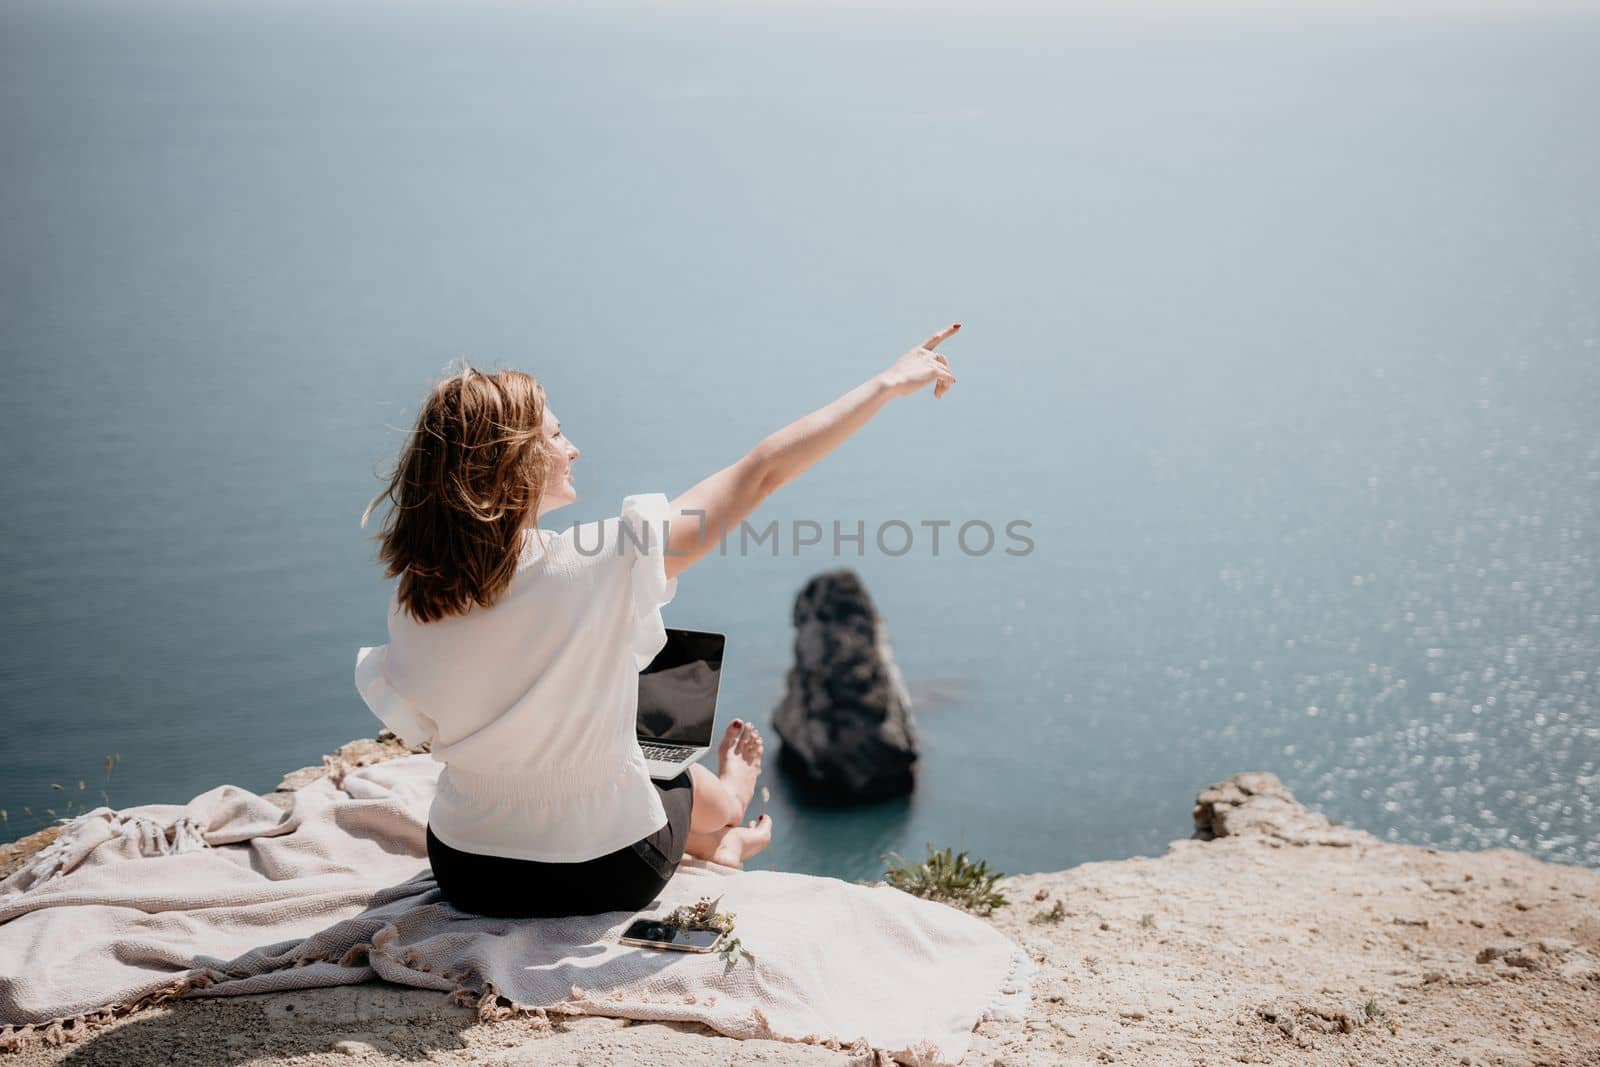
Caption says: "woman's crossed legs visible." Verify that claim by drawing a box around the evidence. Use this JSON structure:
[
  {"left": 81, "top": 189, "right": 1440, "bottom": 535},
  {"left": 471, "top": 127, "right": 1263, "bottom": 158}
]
[{"left": 683, "top": 719, "right": 772, "bottom": 867}]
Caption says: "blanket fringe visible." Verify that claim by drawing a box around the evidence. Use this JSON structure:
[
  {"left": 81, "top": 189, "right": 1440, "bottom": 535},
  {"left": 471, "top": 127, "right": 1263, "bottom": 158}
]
[
  {"left": 16, "top": 808, "right": 210, "bottom": 892},
  {"left": 0, "top": 968, "right": 222, "bottom": 1055},
  {"left": 361, "top": 920, "right": 441, "bottom": 975},
  {"left": 445, "top": 979, "right": 552, "bottom": 1030},
  {"left": 337, "top": 941, "right": 371, "bottom": 968},
  {"left": 747, "top": 1008, "right": 936, "bottom": 1067},
  {"left": 447, "top": 981, "right": 910, "bottom": 1062},
  {"left": 978, "top": 946, "right": 1037, "bottom": 1024}
]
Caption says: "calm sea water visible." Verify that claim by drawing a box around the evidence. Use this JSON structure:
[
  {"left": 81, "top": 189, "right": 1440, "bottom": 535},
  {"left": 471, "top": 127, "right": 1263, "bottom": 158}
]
[{"left": 2, "top": 2, "right": 1596, "bottom": 881}]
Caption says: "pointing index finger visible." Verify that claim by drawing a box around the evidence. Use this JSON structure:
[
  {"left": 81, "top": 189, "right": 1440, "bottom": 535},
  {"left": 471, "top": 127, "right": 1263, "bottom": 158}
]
[{"left": 922, "top": 322, "right": 962, "bottom": 350}]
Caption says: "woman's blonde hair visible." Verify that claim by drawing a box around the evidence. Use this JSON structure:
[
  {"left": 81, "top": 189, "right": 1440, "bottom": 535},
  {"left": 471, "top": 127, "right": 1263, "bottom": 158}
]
[{"left": 361, "top": 361, "right": 551, "bottom": 623}]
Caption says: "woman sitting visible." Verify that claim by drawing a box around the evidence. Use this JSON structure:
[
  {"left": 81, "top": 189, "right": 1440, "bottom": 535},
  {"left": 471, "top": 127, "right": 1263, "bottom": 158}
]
[{"left": 354, "top": 324, "right": 961, "bottom": 918}]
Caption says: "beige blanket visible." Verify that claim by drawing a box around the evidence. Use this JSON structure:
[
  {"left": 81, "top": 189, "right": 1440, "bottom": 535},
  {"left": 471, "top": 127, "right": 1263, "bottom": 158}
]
[{"left": 0, "top": 754, "right": 1031, "bottom": 1065}]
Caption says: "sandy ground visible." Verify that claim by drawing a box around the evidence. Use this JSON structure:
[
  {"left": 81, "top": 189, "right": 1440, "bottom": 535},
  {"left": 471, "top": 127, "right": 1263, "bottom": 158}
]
[{"left": 4, "top": 754, "right": 1597, "bottom": 1066}]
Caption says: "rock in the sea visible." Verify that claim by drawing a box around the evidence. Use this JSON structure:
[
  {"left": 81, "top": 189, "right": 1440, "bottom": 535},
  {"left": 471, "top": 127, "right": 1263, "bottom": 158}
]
[{"left": 771, "top": 569, "right": 918, "bottom": 804}]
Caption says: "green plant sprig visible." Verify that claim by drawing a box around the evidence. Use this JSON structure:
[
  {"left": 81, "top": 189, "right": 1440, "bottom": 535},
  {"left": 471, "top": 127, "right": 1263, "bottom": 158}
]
[
  {"left": 881, "top": 844, "right": 1009, "bottom": 916},
  {"left": 661, "top": 895, "right": 755, "bottom": 967},
  {"left": 4, "top": 754, "right": 122, "bottom": 839}
]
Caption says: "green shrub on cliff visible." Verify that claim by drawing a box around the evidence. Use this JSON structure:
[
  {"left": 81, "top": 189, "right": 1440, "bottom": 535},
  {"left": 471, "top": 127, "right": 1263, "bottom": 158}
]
[{"left": 881, "top": 844, "right": 1009, "bottom": 916}]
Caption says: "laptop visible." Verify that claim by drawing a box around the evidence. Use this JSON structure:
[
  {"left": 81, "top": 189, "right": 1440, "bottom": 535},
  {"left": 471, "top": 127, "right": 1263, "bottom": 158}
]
[{"left": 636, "top": 628, "right": 726, "bottom": 780}]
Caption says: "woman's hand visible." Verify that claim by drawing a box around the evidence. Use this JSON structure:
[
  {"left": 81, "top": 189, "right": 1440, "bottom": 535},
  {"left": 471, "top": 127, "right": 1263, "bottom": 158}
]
[{"left": 877, "top": 323, "right": 961, "bottom": 400}]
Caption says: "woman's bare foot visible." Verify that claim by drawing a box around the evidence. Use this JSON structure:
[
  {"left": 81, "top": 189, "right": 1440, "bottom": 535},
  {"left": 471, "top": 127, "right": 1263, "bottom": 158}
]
[
  {"left": 716, "top": 719, "right": 764, "bottom": 820},
  {"left": 707, "top": 814, "right": 772, "bottom": 868}
]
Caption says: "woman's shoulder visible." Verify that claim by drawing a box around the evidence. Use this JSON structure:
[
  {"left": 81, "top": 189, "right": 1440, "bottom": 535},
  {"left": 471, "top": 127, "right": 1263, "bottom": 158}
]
[
  {"left": 531, "top": 494, "right": 674, "bottom": 567},
  {"left": 512, "top": 511, "right": 625, "bottom": 581},
  {"left": 516, "top": 525, "right": 561, "bottom": 564}
]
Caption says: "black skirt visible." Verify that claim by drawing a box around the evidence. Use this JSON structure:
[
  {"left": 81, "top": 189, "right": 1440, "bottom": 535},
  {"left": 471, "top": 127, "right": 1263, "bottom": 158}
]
[{"left": 425, "top": 770, "right": 694, "bottom": 919}]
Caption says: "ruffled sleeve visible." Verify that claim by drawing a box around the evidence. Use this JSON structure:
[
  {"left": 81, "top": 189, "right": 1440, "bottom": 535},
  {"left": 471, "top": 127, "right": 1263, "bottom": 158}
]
[
  {"left": 353, "top": 644, "right": 438, "bottom": 749},
  {"left": 618, "top": 493, "right": 680, "bottom": 671}
]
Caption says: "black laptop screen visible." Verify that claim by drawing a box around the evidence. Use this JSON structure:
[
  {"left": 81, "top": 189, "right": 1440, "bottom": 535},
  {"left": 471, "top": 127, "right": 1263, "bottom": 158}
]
[{"left": 637, "top": 629, "right": 724, "bottom": 746}]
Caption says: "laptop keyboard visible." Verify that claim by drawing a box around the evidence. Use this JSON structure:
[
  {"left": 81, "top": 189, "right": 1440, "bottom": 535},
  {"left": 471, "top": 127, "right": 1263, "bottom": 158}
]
[{"left": 639, "top": 743, "right": 695, "bottom": 763}]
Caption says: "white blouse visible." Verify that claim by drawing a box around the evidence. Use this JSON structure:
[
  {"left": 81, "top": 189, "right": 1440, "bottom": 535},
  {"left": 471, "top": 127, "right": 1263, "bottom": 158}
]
[{"left": 354, "top": 493, "right": 680, "bottom": 863}]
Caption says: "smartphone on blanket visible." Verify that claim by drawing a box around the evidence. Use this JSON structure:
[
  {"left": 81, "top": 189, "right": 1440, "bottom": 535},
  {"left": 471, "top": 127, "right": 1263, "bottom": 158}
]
[{"left": 619, "top": 918, "right": 724, "bottom": 953}]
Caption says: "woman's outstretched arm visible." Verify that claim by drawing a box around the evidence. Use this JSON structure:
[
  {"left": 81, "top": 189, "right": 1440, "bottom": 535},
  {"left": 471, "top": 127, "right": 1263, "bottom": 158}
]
[{"left": 662, "top": 323, "right": 962, "bottom": 581}]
